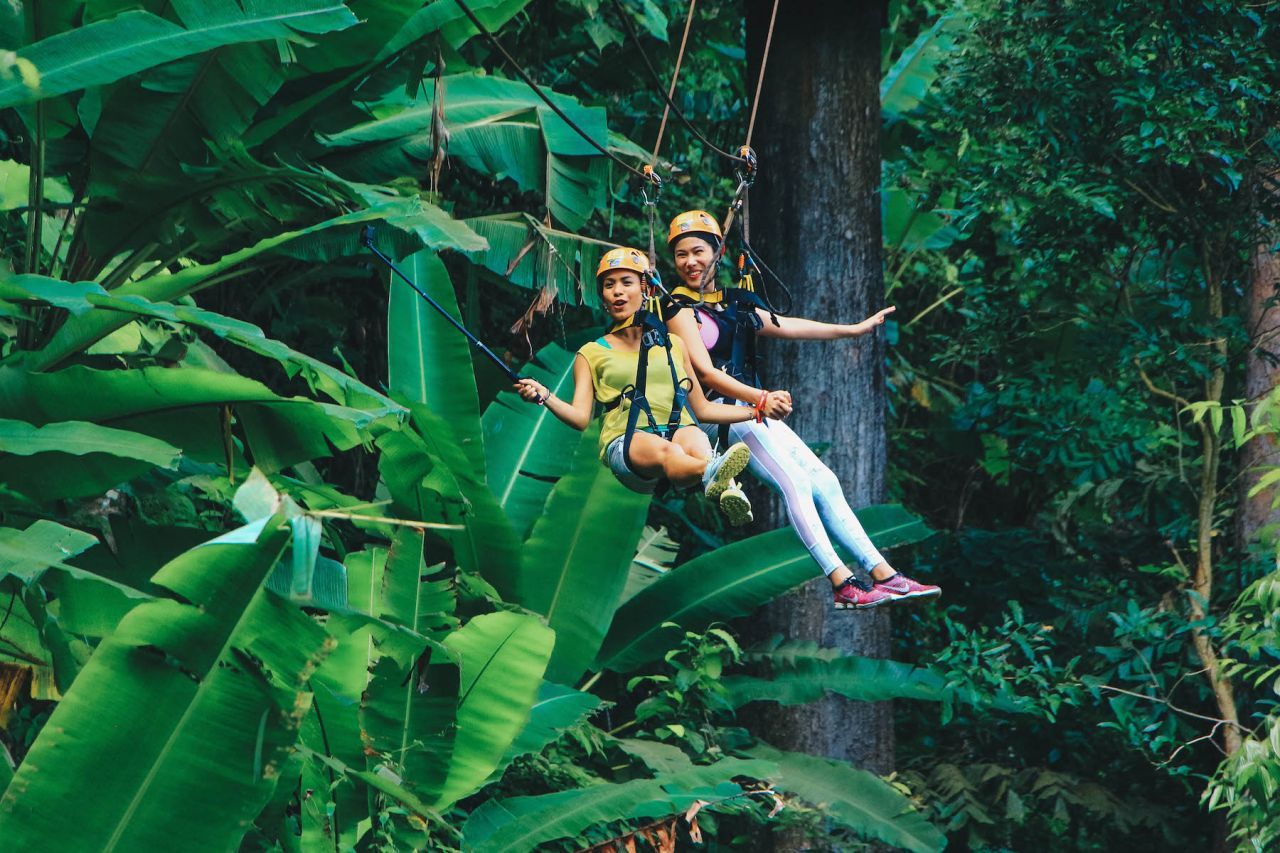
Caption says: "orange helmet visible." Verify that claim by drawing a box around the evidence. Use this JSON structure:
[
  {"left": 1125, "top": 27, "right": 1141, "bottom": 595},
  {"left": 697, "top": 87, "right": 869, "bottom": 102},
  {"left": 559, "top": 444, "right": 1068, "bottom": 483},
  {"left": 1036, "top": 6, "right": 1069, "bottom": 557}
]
[
  {"left": 595, "top": 247, "right": 649, "bottom": 282},
  {"left": 667, "top": 209, "right": 723, "bottom": 248}
]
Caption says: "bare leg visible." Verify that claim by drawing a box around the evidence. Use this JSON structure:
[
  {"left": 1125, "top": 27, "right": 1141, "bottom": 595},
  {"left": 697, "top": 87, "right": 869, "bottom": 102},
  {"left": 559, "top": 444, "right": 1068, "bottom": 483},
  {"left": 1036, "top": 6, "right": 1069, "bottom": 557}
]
[{"left": 625, "top": 431, "right": 707, "bottom": 487}]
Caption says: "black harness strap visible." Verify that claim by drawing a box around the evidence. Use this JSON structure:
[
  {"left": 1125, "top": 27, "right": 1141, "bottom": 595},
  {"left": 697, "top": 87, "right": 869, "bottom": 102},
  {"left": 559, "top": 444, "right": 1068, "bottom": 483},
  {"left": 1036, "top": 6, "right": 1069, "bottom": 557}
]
[{"left": 603, "top": 308, "right": 697, "bottom": 473}]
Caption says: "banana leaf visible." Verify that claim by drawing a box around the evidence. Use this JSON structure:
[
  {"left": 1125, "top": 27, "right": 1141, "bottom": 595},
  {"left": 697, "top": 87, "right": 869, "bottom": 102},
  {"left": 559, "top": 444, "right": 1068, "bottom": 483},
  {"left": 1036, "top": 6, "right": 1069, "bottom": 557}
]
[
  {"left": 0, "top": 418, "right": 179, "bottom": 468},
  {"left": 746, "top": 743, "right": 947, "bottom": 853},
  {"left": 721, "top": 639, "right": 951, "bottom": 709},
  {"left": 462, "top": 758, "right": 776, "bottom": 852},
  {"left": 464, "top": 212, "right": 616, "bottom": 307},
  {"left": 382, "top": 0, "right": 534, "bottom": 56},
  {"left": 0, "top": 274, "right": 396, "bottom": 410},
  {"left": 0, "top": 516, "right": 332, "bottom": 851},
  {"left": 0, "top": 365, "right": 379, "bottom": 499},
  {"left": 377, "top": 402, "right": 520, "bottom": 588},
  {"left": 320, "top": 73, "right": 619, "bottom": 229},
  {"left": 881, "top": 14, "right": 962, "bottom": 124},
  {"left": 432, "top": 611, "right": 554, "bottom": 810},
  {"left": 481, "top": 339, "right": 584, "bottom": 538},
  {"left": 511, "top": 424, "right": 649, "bottom": 683},
  {"left": 492, "top": 681, "right": 601, "bottom": 780},
  {"left": 387, "top": 249, "right": 485, "bottom": 477},
  {"left": 622, "top": 525, "right": 678, "bottom": 603},
  {"left": 16, "top": 197, "right": 483, "bottom": 369},
  {"left": 0, "top": 1, "right": 358, "bottom": 109},
  {"left": 596, "top": 506, "right": 934, "bottom": 672}
]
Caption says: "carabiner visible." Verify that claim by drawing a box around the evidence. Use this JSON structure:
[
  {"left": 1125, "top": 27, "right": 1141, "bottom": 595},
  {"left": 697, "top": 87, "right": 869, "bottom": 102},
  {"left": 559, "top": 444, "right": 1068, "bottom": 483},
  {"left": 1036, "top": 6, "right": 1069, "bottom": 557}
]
[
  {"left": 640, "top": 164, "right": 664, "bottom": 206},
  {"left": 734, "top": 145, "right": 759, "bottom": 187}
]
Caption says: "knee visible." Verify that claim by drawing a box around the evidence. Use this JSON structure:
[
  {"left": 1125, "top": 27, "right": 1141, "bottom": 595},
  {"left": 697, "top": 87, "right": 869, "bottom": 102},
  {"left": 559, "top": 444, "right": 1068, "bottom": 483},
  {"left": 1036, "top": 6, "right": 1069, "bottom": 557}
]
[{"left": 809, "top": 465, "right": 843, "bottom": 495}]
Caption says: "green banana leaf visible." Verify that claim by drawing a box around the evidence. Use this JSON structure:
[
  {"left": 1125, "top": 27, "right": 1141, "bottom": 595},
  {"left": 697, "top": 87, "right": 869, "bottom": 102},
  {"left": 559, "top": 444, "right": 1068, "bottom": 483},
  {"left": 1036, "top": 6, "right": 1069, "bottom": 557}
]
[
  {"left": 0, "top": 274, "right": 396, "bottom": 410},
  {"left": 881, "top": 14, "right": 962, "bottom": 124},
  {"left": 382, "top": 0, "right": 534, "bottom": 57},
  {"left": 387, "top": 249, "right": 485, "bottom": 476},
  {"left": 0, "top": 520, "right": 99, "bottom": 584},
  {"left": 432, "top": 611, "right": 554, "bottom": 810},
  {"left": 465, "top": 212, "right": 617, "bottom": 306},
  {"left": 492, "top": 681, "right": 601, "bottom": 781},
  {"left": 747, "top": 743, "right": 947, "bottom": 853},
  {"left": 0, "top": 418, "right": 179, "bottom": 468},
  {"left": 0, "top": 365, "right": 378, "bottom": 499},
  {"left": 15, "top": 197, "right": 483, "bottom": 369},
  {"left": 596, "top": 506, "right": 934, "bottom": 672},
  {"left": 378, "top": 402, "right": 521, "bottom": 588},
  {"left": 511, "top": 425, "right": 650, "bottom": 683},
  {"left": 0, "top": 516, "right": 332, "bottom": 851},
  {"left": 320, "top": 73, "right": 618, "bottom": 229},
  {"left": 721, "top": 639, "right": 951, "bottom": 709},
  {"left": 882, "top": 185, "right": 960, "bottom": 253},
  {"left": 622, "top": 525, "right": 678, "bottom": 603},
  {"left": 0, "top": 1, "right": 358, "bottom": 109},
  {"left": 481, "top": 339, "right": 584, "bottom": 539},
  {"left": 462, "top": 758, "right": 776, "bottom": 852}
]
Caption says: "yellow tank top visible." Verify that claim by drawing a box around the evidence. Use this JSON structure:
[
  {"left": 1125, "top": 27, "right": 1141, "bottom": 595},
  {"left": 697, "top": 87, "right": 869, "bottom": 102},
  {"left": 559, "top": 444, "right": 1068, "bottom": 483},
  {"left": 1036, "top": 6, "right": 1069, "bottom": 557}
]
[{"left": 577, "top": 332, "right": 697, "bottom": 458}]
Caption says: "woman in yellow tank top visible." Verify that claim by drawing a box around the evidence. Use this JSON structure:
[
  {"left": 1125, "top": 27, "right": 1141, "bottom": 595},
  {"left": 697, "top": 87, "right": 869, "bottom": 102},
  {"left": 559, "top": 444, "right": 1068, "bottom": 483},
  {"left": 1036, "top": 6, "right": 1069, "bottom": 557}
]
[{"left": 514, "top": 247, "right": 758, "bottom": 523}]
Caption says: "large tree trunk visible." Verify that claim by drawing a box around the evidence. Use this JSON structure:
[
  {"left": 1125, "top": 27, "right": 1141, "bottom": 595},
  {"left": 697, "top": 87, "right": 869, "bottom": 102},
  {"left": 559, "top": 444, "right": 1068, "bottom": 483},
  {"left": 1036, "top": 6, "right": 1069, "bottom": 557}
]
[
  {"left": 743, "top": 0, "right": 893, "bottom": 776},
  {"left": 1239, "top": 239, "right": 1280, "bottom": 558}
]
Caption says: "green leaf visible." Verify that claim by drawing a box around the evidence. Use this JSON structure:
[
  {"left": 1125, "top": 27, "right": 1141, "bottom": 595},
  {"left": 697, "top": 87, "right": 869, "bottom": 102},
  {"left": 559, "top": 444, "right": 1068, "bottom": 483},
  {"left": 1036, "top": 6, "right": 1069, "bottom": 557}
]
[
  {"left": 881, "top": 15, "right": 961, "bottom": 122},
  {"left": 622, "top": 525, "right": 678, "bottom": 603},
  {"left": 0, "top": 517, "right": 333, "bottom": 850},
  {"left": 482, "top": 339, "right": 584, "bottom": 537},
  {"left": 513, "top": 425, "right": 649, "bottom": 683},
  {"left": 463, "top": 759, "right": 775, "bottom": 852},
  {"left": 597, "top": 506, "right": 932, "bottom": 672},
  {"left": 492, "top": 681, "right": 601, "bottom": 780},
  {"left": 0, "top": 520, "right": 98, "bottom": 584},
  {"left": 747, "top": 744, "right": 946, "bottom": 853},
  {"left": 721, "top": 640, "right": 951, "bottom": 709},
  {"left": 464, "top": 213, "right": 612, "bottom": 306},
  {"left": 433, "top": 611, "right": 554, "bottom": 809},
  {"left": 0, "top": 1, "right": 359, "bottom": 109},
  {"left": 0, "top": 418, "right": 179, "bottom": 468},
  {"left": 387, "top": 250, "right": 485, "bottom": 476}
]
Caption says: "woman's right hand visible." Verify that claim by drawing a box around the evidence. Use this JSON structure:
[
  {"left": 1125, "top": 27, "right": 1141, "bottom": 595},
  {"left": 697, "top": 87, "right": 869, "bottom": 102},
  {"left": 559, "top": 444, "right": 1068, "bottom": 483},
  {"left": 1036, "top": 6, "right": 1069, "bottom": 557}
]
[
  {"left": 514, "top": 378, "right": 550, "bottom": 404},
  {"left": 763, "top": 389, "right": 792, "bottom": 419}
]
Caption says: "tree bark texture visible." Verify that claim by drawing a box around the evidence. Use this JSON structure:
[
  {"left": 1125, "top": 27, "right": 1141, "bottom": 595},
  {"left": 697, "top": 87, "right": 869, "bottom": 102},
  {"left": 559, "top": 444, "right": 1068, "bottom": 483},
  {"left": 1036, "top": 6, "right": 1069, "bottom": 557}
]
[
  {"left": 1239, "top": 240, "right": 1280, "bottom": 559},
  {"left": 742, "top": 0, "right": 893, "bottom": 776}
]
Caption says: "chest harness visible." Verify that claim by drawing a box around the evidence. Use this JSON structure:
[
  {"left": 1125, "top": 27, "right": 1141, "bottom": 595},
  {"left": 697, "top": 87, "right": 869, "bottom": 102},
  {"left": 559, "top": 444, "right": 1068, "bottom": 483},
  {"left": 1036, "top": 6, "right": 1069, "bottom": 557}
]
[{"left": 602, "top": 280, "right": 699, "bottom": 467}]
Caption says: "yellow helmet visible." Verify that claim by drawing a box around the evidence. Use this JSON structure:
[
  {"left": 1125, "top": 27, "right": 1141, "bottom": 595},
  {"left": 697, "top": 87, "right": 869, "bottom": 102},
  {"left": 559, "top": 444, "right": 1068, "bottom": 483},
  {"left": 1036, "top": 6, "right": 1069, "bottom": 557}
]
[
  {"left": 667, "top": 209, "right": 723, "bottom": 248},
  {"left": 595, "top": 247, "right": 649, "bottom": 282}
]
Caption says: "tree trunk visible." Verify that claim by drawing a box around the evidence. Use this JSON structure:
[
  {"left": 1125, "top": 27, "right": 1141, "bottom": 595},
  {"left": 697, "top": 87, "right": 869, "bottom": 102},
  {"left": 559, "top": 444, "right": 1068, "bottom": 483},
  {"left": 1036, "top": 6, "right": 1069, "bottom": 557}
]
[
  {"left": 742, "top": 0, "right": 893, "bottom": 776},
  {"left": 1239, "top": 239, "right": 1280, "bottom": 559}
]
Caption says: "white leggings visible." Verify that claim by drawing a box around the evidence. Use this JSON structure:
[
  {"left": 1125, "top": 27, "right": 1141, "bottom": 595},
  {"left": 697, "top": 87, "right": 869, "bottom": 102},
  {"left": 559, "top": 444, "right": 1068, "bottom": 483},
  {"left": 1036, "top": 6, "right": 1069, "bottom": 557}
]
[{"left": 727, "top": 417, "right": 886, "bottom": 576}]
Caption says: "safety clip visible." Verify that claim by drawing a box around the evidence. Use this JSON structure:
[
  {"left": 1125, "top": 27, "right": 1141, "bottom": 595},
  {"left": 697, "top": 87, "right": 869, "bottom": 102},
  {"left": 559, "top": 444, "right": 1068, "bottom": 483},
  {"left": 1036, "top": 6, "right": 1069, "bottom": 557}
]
[
  {"left": 734, "top": 146, "right": 758, "bottom": 187},
  {"left": 640, "top": 164, "right": 664, "bottom": 206}
]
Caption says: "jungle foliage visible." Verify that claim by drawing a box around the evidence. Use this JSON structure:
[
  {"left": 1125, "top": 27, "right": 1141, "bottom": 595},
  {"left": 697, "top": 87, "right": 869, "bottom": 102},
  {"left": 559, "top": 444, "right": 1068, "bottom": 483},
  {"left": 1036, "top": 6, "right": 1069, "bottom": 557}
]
[{"left": 2, "top": 0, "right": 1280, "bottom": 851}]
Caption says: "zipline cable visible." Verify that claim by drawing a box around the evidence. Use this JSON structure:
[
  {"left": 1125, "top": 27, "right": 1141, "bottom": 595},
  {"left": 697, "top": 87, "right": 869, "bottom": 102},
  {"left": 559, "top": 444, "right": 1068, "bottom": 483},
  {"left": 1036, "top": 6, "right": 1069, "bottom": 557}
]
[
  {"left": 610, "top": 0, "right": 750, "bottom": 165},
  {"left": 450, "top": 0, "right": 649, "bottom": 182},
  {"left": 647, "top": 0, "right": 699, "bottom": 166},
  {"left": 744, "top": 0, "right": 780, "bottom": 149}
]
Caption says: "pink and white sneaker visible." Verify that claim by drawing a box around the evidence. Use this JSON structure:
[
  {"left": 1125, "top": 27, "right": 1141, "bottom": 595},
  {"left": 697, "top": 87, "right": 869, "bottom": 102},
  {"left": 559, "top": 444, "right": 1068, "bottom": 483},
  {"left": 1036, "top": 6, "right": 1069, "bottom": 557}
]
[
  {"left": 874, "top": 572, "right": 941, "bottom": 602},
  {"left": 833, "top": 581, "right": 895, "bottom": 610}
]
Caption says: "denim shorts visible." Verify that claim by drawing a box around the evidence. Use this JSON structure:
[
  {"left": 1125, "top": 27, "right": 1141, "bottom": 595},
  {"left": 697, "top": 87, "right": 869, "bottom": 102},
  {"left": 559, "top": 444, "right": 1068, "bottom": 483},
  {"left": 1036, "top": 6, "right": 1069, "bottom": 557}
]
[{"left": 605, "top": 435, "right": 659, "bottom": 494}]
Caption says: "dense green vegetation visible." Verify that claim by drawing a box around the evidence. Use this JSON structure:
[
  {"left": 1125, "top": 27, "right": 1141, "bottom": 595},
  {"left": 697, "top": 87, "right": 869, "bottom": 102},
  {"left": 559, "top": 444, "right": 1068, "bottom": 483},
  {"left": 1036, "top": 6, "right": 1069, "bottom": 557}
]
[{"left": 0, "top": 0, "right": 1278, "bottom": 850}]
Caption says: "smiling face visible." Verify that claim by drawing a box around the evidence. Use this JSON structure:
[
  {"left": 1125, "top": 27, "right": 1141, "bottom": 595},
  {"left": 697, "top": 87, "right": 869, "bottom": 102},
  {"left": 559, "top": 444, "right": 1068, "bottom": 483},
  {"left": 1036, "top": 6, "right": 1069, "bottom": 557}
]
[
  {"left": 598, "top": 270, "right": 645, "bottom": 321},
  {"left": 671, "top": 235, "right": 717, "bottom": 290}
]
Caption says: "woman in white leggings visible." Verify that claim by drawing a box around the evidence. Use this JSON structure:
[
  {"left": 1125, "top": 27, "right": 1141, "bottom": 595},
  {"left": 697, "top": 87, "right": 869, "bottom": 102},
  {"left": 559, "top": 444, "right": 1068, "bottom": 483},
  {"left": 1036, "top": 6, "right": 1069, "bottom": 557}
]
[{"left": 663, "top": 210, "right": 941, "bottom": 610}]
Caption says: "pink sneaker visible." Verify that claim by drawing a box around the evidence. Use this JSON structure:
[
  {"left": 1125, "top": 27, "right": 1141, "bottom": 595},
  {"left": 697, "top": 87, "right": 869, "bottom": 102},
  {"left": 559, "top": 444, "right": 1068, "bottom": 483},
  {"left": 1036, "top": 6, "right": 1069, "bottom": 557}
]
[
  {"left": 874, "top": 572, "right": 941, "bottom": 602},
  {"left": 833, "top": 582, "right": 895, "bottom": 610}
]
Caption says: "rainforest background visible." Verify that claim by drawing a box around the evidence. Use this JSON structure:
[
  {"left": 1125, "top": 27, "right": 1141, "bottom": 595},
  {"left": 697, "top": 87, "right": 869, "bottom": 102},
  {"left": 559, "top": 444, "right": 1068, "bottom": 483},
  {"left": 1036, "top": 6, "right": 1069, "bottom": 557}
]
[{"left": 1, "top": 0, "right": 1279, "bottom": 850}]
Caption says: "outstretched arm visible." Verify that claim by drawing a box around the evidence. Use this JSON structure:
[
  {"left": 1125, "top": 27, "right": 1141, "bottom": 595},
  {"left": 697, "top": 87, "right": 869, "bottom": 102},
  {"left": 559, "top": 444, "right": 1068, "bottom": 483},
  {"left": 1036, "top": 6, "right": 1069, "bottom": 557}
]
[
  {"left": 666, "top": 307, "right": 793, "bottom": 418},
  {"left": 756, "top": 306, "right": 896, "bottom": 340},
  {"left": 512, "top": 354, "right": 595, "bottom": 431}
]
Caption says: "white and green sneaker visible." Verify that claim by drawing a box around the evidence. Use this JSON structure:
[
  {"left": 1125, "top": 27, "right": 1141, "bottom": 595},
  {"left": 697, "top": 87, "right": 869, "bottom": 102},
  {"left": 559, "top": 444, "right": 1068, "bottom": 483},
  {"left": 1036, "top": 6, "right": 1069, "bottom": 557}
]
[
  {"left": 719, "top": 482, "right": 754, "bottom": 527},
  {"left": 702, "top": 442, "right": 751, "bottom": 500}
]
